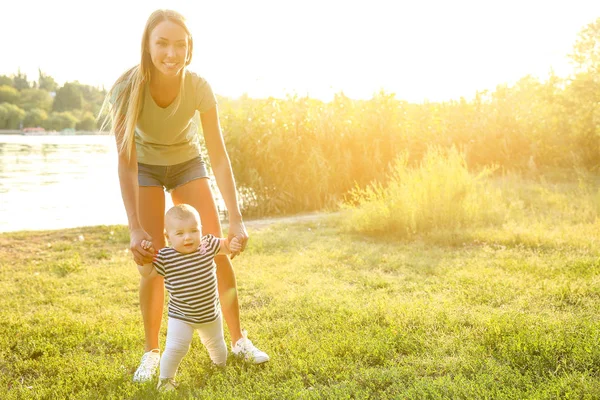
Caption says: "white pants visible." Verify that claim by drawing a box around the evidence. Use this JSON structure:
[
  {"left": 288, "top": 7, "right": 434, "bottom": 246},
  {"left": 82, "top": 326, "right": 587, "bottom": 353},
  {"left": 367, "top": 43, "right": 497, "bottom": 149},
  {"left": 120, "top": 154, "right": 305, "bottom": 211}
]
[{"left": 159, "top": 316, "right": 227, "bottom": 379}]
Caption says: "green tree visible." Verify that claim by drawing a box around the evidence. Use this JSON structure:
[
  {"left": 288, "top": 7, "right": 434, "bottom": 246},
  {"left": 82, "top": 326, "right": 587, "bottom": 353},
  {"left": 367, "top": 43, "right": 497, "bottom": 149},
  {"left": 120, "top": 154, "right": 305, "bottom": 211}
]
[
  {"left": 0, "top": 75, "right": 12, "bottom": 87},
  {"left": 79, "top": 84, "right": 107, "bottom": 114},
  {"left": 43, "top": 111, "right": 78, "bottom": 131},
  {"left": 18, "top": 89, "right": 53, "bottom": 112},
  {"left": 23, "top": 108, "right": 48, "bottom": 128},
  {"left": 0, "top": 85, "right": 19, "bottom": 104},
  {"left": 53, "top": 82, "right": 83, "bottom": 112},
  {"left": 566, "top": 17, "right": 600, "bottom": 168},
  {"left": 38, "top": 69, "right": 58, "bottom": 92},
  {"left": 13, "top": 69, "right": 29, "bottom": 91},
  {"left": 570, "top": 17, "right": 600, "bottom": 75},
  {"left": 75, "top": 112, "right": 97, "bottom": 131},
  {"left": 563, "top": 73, "right": 600, "bottom": 167},
  {"left": 0, "top": 103, "right": 26, "bottom": 129}
]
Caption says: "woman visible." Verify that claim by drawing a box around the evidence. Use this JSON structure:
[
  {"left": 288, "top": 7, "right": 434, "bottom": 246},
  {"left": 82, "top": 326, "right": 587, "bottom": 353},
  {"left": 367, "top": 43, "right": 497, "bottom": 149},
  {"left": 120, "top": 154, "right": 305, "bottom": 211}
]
[{"left": 103, "top": 9, "right": 269, "bottom": 382}]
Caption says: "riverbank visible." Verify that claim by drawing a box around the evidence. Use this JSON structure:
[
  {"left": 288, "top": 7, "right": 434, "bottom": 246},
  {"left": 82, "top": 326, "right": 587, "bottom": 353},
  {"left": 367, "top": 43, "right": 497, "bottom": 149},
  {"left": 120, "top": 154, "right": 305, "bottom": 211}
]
[{"left": 0, "top": 129, "right": 108, "bottom": 136}]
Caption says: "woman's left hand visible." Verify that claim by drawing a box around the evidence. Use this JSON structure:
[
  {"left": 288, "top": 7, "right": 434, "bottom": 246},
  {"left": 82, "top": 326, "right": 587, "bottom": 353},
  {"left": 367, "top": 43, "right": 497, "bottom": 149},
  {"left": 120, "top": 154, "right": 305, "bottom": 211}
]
[{"left": 227, "top": 218, "right": 248, "bottom": 259}]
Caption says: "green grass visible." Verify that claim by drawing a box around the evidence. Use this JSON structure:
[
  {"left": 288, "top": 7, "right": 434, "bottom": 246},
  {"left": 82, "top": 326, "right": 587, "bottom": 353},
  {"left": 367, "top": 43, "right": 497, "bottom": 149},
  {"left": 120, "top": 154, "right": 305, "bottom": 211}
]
[
  {"left": 2, "top": 180, "right": 600, "bottom": 398},
  {"left": 342, "top": 147, "right": 505, "bottom": 238}
]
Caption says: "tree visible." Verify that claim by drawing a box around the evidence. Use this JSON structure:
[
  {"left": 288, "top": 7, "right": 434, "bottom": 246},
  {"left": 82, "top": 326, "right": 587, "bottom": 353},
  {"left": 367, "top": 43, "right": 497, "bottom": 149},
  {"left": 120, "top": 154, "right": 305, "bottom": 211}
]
[
  {"left": 566, "top": 17, "right": 600, "bottom": 168},
  {"left": 43, "top": 111, "right": 78, "bottom": 131},
  {"left": 0, "top": 85, "right": 19, "bottom": 104},
  {"left": 570, "top": 17, "right": 600, "bottom": 76},
  {"left": 0, "top": 103, "right": 26, "bottom": 129},
  {"left": 79, "top": 84, "right": 107, "bottom": 114},
  {"left": 38, "top": 69, "right": 58, "bottom": 92},
  {"left": 53, "top": 82, "right": 83, "bottom": 112},
  {"left": 75, "top": 112, "right": 97, "bottom": 131},
  {"left": 23, "top": 108, "right": 48, "bottom": 128},
  {"left": 0, "top": 75, "right": 12, "bottom": 87},
  {"left": 18, "top": 88, "right": 53, "bottom": 112},
  {"left": 13, "top": 69, "right": 29, "bottom": 91}
]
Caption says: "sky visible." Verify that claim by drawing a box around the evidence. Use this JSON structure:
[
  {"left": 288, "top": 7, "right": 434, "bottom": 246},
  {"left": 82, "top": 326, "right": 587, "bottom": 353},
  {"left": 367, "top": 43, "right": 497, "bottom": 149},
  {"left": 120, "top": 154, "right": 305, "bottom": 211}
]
[{"left": 1, "top": 0, "right": 599, "bottom": 102}]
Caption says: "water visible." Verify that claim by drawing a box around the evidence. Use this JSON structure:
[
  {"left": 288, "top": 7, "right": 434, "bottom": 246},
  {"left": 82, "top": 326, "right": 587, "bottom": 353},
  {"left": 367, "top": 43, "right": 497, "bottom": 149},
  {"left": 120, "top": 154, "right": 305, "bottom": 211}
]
[{"left": 0, "top": 135, "right": 224, "bottom": 233}]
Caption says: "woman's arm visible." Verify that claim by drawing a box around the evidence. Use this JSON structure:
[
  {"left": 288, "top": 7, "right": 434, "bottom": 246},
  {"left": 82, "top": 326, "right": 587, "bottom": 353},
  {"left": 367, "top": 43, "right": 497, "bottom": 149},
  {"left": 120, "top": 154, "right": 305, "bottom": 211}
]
[
  {"left": 115, "top": 115, "right": 154, "bottom": 265},
  {"left": 200, "top": 106, "right": 248, "bottom": 255}
]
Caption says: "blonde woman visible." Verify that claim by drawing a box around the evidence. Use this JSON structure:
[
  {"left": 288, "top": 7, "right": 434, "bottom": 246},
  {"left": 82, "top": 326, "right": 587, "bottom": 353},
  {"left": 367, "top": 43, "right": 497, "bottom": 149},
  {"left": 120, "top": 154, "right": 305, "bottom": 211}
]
[{"left": 103, "top": 9, "right": 269, "bottom": 382}]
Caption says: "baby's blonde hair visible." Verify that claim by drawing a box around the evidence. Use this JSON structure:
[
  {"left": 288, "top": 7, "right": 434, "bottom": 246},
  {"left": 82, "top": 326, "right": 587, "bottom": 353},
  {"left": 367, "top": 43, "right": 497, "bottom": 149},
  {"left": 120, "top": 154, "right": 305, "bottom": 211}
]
[
  {"left": 165, "top": 204, "right": 200, "bottom": 228},
  {"left": 99, "top": 9, "right": 193, "bottom": 160}
]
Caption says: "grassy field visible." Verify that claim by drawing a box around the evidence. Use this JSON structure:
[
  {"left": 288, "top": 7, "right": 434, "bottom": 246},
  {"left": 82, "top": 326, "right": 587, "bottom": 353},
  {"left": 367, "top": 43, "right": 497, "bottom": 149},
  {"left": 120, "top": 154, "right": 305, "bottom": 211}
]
[{"left": 1, "top": 195, "right": 600, "bottom": 399}]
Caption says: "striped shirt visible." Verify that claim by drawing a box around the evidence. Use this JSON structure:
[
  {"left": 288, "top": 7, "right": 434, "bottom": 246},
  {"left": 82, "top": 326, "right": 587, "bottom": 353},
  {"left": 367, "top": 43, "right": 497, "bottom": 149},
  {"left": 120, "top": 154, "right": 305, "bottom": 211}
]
[{"left": 153, "top": 234, "right": 221, "bottom": 324}]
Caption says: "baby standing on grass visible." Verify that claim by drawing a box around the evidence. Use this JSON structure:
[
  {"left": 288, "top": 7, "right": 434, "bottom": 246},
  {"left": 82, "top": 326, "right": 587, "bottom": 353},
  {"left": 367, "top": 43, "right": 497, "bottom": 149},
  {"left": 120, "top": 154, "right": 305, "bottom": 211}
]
[{"left": 138, "top": 204, "right": 242, "bottom": 391}]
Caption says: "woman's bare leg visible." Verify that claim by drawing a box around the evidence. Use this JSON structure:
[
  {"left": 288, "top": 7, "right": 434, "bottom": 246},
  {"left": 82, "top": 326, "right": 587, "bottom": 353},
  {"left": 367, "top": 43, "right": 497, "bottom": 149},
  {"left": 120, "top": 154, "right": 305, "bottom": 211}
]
[
  {"left": 171, "top": 178, "right": 243, "bottom": 344},
  {"left": 138, "top": 186, "right": 166, "bottom": 351}
]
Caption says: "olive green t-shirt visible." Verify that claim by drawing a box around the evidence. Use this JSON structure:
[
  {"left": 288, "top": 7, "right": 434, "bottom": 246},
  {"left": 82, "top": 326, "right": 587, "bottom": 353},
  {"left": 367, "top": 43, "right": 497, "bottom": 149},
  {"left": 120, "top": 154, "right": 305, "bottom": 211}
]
[{"left": 111, "top": 70, "right": 217, "bottom": 166}]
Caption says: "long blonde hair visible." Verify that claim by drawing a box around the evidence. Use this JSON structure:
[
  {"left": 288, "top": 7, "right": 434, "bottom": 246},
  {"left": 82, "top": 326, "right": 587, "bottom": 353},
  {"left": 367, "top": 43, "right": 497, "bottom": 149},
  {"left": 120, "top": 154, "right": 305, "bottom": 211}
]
[{"left": 99, "top": 9, "right": 194, "bottom": 159}]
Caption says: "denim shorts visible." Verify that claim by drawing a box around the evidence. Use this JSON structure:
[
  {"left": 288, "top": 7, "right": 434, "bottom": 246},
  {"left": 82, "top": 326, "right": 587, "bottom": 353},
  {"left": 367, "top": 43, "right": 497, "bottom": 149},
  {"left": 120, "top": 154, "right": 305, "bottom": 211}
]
[{"left": 138, "top": 156, "right": 209, "bottom": 192}]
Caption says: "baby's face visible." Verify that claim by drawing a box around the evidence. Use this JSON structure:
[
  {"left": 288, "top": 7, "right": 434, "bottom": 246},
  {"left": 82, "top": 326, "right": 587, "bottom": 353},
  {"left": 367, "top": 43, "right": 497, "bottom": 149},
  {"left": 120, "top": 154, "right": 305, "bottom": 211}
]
[{"left": 165, "top": 216, "right": 202, "bottom": 254}]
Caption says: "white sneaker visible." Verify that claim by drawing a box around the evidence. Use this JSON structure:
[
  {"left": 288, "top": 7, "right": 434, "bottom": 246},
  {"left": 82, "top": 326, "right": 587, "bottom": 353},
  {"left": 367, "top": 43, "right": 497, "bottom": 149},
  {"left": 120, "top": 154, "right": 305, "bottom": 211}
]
[
  {"left": 157, "top": 377, "right": 178, "bottom": 392},
  {"left": 133, "top": 349, "right": 160, "bottom": 382},
  {"left": 231, "top": 330, "right": 270, "bottom": 364}
]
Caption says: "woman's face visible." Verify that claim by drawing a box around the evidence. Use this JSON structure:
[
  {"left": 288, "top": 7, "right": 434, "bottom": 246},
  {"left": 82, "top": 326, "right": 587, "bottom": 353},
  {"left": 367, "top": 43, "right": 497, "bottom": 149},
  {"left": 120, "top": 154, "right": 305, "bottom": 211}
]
[{"left": 148, "top": 20, "right": 189, "bottom": 78}]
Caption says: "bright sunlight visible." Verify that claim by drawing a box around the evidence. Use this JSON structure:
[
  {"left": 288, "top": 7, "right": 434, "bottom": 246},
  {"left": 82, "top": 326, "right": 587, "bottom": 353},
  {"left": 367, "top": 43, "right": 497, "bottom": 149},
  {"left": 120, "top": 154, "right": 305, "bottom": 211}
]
[{"left": 1, "top": 0, "right": 599, "bottom": 101}]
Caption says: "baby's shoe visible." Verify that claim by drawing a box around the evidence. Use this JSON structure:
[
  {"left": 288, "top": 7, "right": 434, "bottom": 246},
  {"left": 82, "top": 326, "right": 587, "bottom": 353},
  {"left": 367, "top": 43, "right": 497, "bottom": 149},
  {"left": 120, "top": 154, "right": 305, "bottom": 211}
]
[{"left": 157, "top": 377, "right": 178, "bottom": 392}]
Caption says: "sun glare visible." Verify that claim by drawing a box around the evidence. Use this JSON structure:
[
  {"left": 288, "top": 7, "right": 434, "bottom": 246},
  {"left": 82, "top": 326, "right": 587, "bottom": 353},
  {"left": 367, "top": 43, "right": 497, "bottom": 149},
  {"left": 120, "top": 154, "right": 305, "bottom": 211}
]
[{"left": 0, "top": 0, "right": 599, "bottom": 102}]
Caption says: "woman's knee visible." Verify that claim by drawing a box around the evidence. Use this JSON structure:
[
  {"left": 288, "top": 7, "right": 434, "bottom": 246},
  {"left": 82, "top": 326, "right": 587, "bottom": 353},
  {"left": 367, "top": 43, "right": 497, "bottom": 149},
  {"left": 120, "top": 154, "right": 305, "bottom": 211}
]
[{"left": 200, "top": 214, "right": 221, "bottom": 237}]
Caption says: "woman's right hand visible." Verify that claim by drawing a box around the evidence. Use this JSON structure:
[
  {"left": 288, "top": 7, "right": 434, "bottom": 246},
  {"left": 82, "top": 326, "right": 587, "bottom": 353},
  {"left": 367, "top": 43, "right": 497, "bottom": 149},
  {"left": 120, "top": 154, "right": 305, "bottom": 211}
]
[
  {"left": 129, "top": 228, "right": 155, "bottom": 265},
  {"left": 227, "top": 218, "right": 248, "bottom": 260}
]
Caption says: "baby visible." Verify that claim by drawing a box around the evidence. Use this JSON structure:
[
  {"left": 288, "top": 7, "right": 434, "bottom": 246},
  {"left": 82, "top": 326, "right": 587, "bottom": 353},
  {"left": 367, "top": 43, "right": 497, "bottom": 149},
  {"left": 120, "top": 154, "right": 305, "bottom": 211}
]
[{"left": 138, "top": 204, "right": 241, "bottom": 391}]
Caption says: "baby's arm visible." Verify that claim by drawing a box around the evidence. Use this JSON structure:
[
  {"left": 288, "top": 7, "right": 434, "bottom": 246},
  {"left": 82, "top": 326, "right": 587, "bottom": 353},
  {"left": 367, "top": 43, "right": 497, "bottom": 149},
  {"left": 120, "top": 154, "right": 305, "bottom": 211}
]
[
  {"left": 217, "top": 236, "right": 242, "bottom": 256},
  {"left": 138, "top": 263, "right": 157, "bottom": 278},
  {"left": 138, "top": 240, "right": 158, "bottom": 278}
]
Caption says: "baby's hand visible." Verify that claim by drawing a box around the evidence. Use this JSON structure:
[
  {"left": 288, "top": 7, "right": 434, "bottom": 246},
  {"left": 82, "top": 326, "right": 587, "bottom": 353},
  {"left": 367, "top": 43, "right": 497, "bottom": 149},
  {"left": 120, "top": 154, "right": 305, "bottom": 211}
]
[
  {"left": 138, "top": 241, "right": 157, "bottom": 277},
  {"left": 141, "top": 240, "right": 155, "bottom": 253},
  {"left": 228, "top": 237, "right": 242, "bottom": 253}
]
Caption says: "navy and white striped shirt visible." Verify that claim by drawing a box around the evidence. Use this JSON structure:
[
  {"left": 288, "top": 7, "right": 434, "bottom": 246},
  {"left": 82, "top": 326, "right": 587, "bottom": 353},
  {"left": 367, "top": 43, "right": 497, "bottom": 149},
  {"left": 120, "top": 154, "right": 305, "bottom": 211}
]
[{"left": 153, "top": 234, "right": 221, "bottom": 324}]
